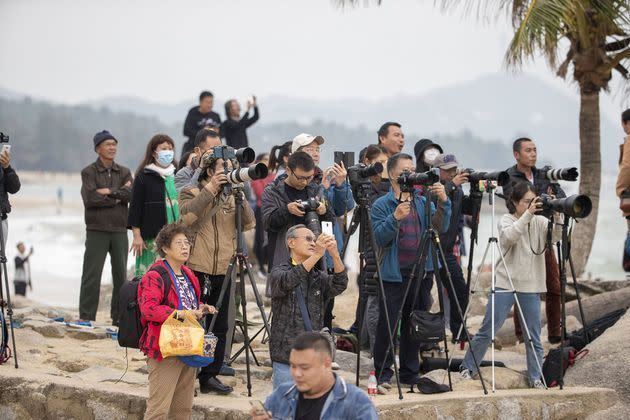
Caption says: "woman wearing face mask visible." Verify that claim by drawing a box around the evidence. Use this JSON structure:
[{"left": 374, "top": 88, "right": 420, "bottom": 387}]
[
  {"left": 129, "top": 134, "right": 180, "bottom": 276},
  {"left": 413, "top": 139, "right": 443, "bottom": 173}
]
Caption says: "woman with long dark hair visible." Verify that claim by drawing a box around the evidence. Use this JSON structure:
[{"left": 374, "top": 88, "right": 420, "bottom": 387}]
[
  {"left": 268, "top": 141, "right": 292, "bottom": 179},
  {"left": 129, "top": 134, "right": 179, "bottom": 276}
]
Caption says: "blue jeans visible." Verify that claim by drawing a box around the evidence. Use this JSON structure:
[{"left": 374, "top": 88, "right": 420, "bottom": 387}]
[
  {"left": 272, "top": 362, "right": 293, "bottom": 390},
  {"left": 461, "top": 289, "right": 543, "bottom": 385}
]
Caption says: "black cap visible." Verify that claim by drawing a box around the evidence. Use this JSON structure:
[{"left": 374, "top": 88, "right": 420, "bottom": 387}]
[{"left": 93, "top": 130, "right": 117, "bottom": 150}]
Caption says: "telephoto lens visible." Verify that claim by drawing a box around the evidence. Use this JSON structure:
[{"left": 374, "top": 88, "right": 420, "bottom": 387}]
[
  {"left": 466, "top": 170, "right": 510, "bottom": 187},
  {"left": 397, "top": 168, "right": 440, "bottom": 187},
  {"left": 539, "top": 194, "right": 592, "bottom": 219},
  {"left": 536, "top": 166, "right": 579, "bottom": 182},
  {"left": 225, "top": 162, "right": 269, "bottom": 184}
]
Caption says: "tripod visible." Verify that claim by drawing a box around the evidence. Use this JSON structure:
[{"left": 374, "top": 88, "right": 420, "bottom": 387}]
[
  {"left": 461, "top": 185, "right": 547, "bottom": 392},
  {"left": 556, "top": 216, "right": 589, "bottom": 390},
  {"left": 376, "top": 187, "right": 487, "bottom": 394},
  {"left": 205, "top": 187, "right": 270, "bottom": 397},
  {"left": 0, "top": 218, "right": 18, "bottom": 368},
  {"left": 340, "top": 180, "right": 403, "bottom": 399}
]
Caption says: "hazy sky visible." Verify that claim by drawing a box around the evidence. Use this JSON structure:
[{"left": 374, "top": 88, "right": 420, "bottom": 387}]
[{"left": 0, "top": 0, "right": 626, "bottom": 117}]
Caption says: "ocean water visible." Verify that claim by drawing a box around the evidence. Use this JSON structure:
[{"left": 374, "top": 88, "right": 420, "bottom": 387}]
[{"left": 4, "top": 173, "right": 625, "bottom": 309}]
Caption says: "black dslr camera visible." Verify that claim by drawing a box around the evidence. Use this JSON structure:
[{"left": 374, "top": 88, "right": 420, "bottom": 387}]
[
  {"left": 397, "top": 168, "right": 440, "bottom": 192},
  {"left": 0, "top": 133, "right": 8, "bottom": 143},
  {"left": 463, "top": 169, "right": 510, "bottom": 189},
  {"left": 210, "top": 146, "right": 268, "bottom": 190},
  {"left": 297, "top": 198, "right": 322, "bottom": 236}
]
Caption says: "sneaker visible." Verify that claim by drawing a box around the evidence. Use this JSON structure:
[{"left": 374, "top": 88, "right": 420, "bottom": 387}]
[
  {"left": 377, "top": 384, "right": 390, "bottom": 395},
  {"left": 532, "top": 379, "right": 546, "bottom": 390},
  {"left": 378, "top": 381, "right": 392, "bottom": 390},
  {"left": 459, "top": 366, "right": 472, "bottom": 380}
]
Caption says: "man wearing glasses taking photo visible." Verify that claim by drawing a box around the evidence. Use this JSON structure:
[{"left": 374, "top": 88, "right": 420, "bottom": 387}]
[{"left": 262, "top": 151, "right": 333, "bottom": 276}]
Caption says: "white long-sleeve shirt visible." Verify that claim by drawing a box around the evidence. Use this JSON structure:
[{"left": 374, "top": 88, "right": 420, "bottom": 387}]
[{"left": 495, "top": 212, "right": 562, "bottom": 293}]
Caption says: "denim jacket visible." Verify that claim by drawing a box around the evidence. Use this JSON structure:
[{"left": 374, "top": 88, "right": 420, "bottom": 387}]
[
  {"left": 264, "top": 374, "right": 378, "bottom": 420},
  {"left": 371, "top": 188, "right": 451, "bottom": 283}
]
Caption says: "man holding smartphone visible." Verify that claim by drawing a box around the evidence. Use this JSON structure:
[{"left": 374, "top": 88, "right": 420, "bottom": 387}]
[{"left": 0, "top": 140, "right": 21, "bottom": 248}]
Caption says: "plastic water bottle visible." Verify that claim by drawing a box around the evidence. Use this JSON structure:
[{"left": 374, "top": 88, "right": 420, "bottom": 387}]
[{"left": 367, "top": 371, "right": 377, "bottom": 399}]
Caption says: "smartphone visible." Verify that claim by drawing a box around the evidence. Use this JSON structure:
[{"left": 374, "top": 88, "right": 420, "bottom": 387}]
[
  {"left": 1, "top": 144, "right": 11, "bottom": 155},
  {"left": 333, "top": 151, "right": 354, "bottom": 169},
  {"left": 322, "top": 221, "right": 333, "bottom": 237},
  {"left": 249, "top": 400, "right": 266, "bottom": 416}
]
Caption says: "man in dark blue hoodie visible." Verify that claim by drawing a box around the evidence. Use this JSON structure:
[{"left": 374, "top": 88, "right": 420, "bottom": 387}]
[{"left": 371, "top": 153, "right": 451, "bottom": 387}]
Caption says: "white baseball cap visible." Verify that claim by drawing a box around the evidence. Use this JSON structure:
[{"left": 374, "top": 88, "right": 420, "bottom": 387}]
[{"left": 291, "top": 133, "right": 325, "bottom": 154}]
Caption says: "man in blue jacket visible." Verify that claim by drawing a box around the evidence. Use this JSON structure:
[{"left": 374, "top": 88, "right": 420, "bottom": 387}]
[
  {"left": 252, "top": 332, "right": 377, "bottom": 420},
  {"left": 371, "top": 153, "right": 451, "bottom": 387}
]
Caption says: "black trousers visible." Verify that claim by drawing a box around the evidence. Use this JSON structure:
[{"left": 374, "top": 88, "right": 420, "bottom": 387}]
[
  {"left": 253, "top": 207, "right": 267, "bottom": 272},
  {"left": 196, "top": 272, "right": 231, "bottom": 381},
  {"left": 14, "top": 281, "right": 27, "bottom": 296},
  {"left": 439, "top": 251, "right": 469, "bottom": 339}
]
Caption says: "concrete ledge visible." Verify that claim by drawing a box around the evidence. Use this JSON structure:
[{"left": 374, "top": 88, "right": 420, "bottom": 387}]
[{"left": 0, "top": 368, "right": 618, "bottom": 420}]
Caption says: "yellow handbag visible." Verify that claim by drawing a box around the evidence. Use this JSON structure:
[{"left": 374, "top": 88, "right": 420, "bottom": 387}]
[{"left": 159, "top": 310, "right": 205, "bottom": 358}]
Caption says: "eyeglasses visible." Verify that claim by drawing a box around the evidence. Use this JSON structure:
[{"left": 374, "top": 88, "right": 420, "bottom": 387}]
[
  {"left": 290, "top": 169, "right": 314, "bottom": 182},
  {"left": 173, "top": 240, "right": 191, "bottom": 248},
  {"left": 296, "top": 235, "right": 316, "bottom": 243}
]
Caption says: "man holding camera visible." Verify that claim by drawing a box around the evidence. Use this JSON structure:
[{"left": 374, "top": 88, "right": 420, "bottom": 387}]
[
  {"left": 503, "top": 137, "right": 563, "bottom": 343},
  {"left": 179, "top": 150, "right": 256, "bottom": 394},
  {"left": 0, "top": 141, "right": 20, "bottom": 248},
  {"left": 175, "top": 128, "right": 222, "bottom": 192},
  {"left": 79, "top": 131, "right": 132, "bottom": 325},
  {"left": 433, "top": 154, "right": 471, "bottom": 342},
  {"left": 268, "top": 225, "right": 348, "bottom": 389},
  {"left": 262, "top": 152, "right": 333, "bottom": 273},
  {"left": 371, "top": 153, "right": 451, "bottom": 387}
]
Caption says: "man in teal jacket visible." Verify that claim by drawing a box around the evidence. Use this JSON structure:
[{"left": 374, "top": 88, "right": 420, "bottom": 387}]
[{"left": 371, "top": 153, "right": 451, "bottom": 387}]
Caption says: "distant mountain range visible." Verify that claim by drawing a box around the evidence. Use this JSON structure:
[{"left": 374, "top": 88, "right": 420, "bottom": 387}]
[{"left": 0, "top": 73, "right": 621, "bottom": 171}]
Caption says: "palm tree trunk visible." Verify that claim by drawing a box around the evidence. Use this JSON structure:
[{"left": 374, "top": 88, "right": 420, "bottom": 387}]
[{"left": 571, "top": 90, "right": 601, "bottom": 276}]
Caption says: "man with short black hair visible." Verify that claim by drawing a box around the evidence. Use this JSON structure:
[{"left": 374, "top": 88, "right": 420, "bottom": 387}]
[
  {"left": 503, "top": 137, "right": 563, "bottom": 343},
  {"left": 175, "top": 128, "right": 221, "bottom": 192},
  {"left": 377, "top": 122, "right": 405, "bottom": 156},
  {"left": 268, "top": 225, "right": 347, "bottom": 389},
  {"left": 182, "top": 91, "right": 221, "bottom": 156},
  {"left": 79, "top": 130, "right": 132, "bottom": 325},
  {"left": 253, "top": 331, "right": 376, "bottom": 420},
  {"left": 261, "top": 152, "right": 332, "bottom": 272},
  {"left": 371, "top": 153, "right": 450, "bottom": 387}
]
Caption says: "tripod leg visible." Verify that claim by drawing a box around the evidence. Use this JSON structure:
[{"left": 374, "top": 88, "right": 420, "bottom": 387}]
[
  {"left": 0, "top": 220, "right": 17, "bottom": 368},
  {"left": 567, "top": 254, "right": 589, "bottom": 341},
  {"left": 436, "top": 237, "right": 488, "bottom": 394},
  {"left": 206, "top": 256, "right": 237, "bottom": 333},
  {"left": 243, "top": 257, "right": 271, "bottom": 337},
  {"left": 238, "top": 258, "right": 253, "bottom": 397},
  {"left": 429, "top": 239, "right": 453, "bottom": 391}
]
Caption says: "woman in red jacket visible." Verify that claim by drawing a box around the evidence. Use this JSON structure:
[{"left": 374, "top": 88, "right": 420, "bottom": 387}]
[{"left": 138, "top": 223, "right": 216, "bottom": 420}]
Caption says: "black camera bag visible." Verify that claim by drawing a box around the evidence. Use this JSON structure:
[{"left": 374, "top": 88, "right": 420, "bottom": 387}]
[{"left": 408, "top": 310, "right": 445, "bottom": 345}]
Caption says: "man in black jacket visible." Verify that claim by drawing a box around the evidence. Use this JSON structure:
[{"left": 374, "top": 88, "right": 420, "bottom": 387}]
[
  {"left": 434, "top": 153, "right": 471, "bottom": 342},
  {"left": 0, "top": 145, "right": 20, "bottom": 248},
  {"left": 181, "top": 91, "right": 221, "bottom": 157},
  {"left": 221, "top": 96, "right": 259, "bottom": 149},
  {"left": 269, "top": 224, "right": 348, "bottom": 389},
  {"left": 79, "top": 131, "right": 132, "bottom": 325},
  {"left": 261, "top": 152, "right": 332, "bottom": 274}
]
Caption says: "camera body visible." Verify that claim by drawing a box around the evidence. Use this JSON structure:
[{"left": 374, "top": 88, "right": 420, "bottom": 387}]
[
  {"left": 0, "top": 133, "right": 8, "bottom": 143},
  {"left": 297, "top": 198, "right": 322, "bottom": 236},
  {"left": 347, "top": 162, "right": 383, "bottom": 185},
  {"left": 211, "top": 145, "right": 255, "bottom": 164},
  {"left": 535, "top": 165, "right": 578, "bottom": 182},
  {"left": 464, "top": 168, "right": 510, "bottom": 188},
  {"left": 397, "top": 168, "right": 440, "bottom": 192}
]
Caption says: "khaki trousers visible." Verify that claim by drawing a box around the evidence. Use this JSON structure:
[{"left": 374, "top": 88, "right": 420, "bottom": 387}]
[{"left": 145, "top": 357, "right": 196, "bottom": 420}]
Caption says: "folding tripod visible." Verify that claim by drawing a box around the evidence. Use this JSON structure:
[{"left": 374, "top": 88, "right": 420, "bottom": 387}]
[
  {"left": 205, "top": 187, "right": 270, "bottom": 397},
  {"left": 376, "top": 187, "right": 487, "bottom": 394},
  {"left": 340, "top": 180, "right": 403, "bottom": 399},
  {"left": 0, "top": 219, "right": 17, "bottom": 368},
  {"left": 459, "top": 184, "right": 546, "bottom": 392}
]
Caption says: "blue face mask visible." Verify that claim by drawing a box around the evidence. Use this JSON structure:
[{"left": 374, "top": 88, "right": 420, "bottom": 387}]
[{"left": 156, "top": 150, "right": 174, "bottom": 167}]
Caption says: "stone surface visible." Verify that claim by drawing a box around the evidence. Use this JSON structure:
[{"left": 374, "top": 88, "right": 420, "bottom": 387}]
[
  {"left": 66, "top": 328, "right": 107, "bottom": 341},
  {"left": 21, "top": 320, "right": 65, "bottom": 338},
  {"left": 334, "top": 349, "right": 373, "bottom": 377}
]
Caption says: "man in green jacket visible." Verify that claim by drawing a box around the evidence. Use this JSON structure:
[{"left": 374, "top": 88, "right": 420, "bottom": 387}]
[{"left": 79, "top": 130, "right": 132, "bottom": 325}]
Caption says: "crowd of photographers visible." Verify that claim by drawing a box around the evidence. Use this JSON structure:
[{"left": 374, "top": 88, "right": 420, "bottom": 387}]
[{"left": 69, "top": 89, "right": 630, "bottom": 418}]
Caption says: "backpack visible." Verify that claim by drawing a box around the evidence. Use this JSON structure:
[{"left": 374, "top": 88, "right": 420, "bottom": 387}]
[
  {"left": 542, "top": 346, "right": 588, "bottom": 387},
  {"left": 566, "top": 308, "right": 627, "bottom": 351},
  {"left": 117, "top": 266, "right": 171, "bottom": 349}
]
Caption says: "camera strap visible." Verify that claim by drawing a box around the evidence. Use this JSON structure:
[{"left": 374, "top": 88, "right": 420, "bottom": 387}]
[{"left": 295, "top": 286, "right": 314, "bottom": 332}]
